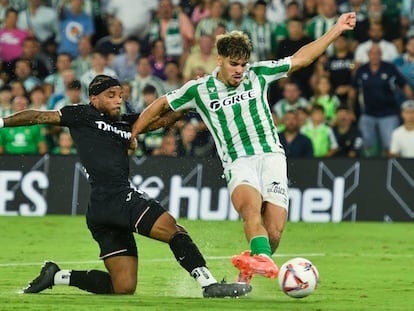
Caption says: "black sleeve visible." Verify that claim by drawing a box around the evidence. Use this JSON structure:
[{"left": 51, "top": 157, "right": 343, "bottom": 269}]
[
  {"left": 121, "top": 113, "right": 140, "bottom": 126},
  {"left": 59, "top": 105, "right": 89, "bottom": 127}
]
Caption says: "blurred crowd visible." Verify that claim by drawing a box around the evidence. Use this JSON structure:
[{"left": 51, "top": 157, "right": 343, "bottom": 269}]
[{"left": 0, "top": 0, "right": 413, "bottom": 158}]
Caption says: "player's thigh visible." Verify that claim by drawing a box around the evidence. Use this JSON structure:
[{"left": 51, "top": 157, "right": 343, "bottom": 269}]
[
  {"left": 127, "top": 189, "right": 182, "bottom": 243},
  {"left": 126, "top": 189, "right": 168, "bottom": 236},
  {"left": 87, "top": 219, "right": 138, "bottom": 259},
  {"left": 225, "top": 157, "right": 262, "bottom": 216},
  {"left": 149, "top": 211, "right": 183, "bottom": 242},
  {"left": 261, "top": 153, "right": 289, "bottom": 211},
  {"left": 104, "top": 255, "right": 138, "bottom": 294},
  {"left": 231, "top": 184, "right": 263, "bottom": 219}
]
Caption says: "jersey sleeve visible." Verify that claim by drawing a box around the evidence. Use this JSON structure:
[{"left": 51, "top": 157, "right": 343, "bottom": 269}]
[
  {"left": 121, "top": 113, "right": 140, "bottom": 125},
  {"left": 59, "top": 105, "right": 89, "bottom": 127},
  {"left": 249, "top": 57, "right": 291, "bottom": 83},
  {"left": 165, "top": 80, "right": 198, "bottom": 111}
]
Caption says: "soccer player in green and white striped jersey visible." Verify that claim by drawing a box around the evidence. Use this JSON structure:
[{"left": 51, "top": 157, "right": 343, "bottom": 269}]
[{"left": 131, "top": 12, "right": 357, "bottom": 284}]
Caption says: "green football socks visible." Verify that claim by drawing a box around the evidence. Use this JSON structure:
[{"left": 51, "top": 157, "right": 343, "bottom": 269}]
[{"left": 250, "top": 236, "right": 272, "bottom": 258}]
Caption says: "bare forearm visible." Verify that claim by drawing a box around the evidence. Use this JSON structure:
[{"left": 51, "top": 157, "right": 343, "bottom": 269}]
[
  {"left": 144, "top": 110, "right": 186, "bottom": 132},
  {"left": 3, "top": 110, "right": 61, "bottom": 127},
  {"left": 292, "top": 26, "right": 342, "bottom": 71},
  {"left": 291, "top": 13, "right": 356, "bottom": 72},
  {"left": 131, "top": 96, "right": 171, "bottom": 137}
]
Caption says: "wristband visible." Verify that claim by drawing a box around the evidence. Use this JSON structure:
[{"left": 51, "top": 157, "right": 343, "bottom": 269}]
[{"left": 0, "top": 118, "right": 4, "bottom": 128}]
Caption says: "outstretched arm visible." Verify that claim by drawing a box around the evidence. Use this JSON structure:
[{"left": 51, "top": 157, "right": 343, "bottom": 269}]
[
  {"left": 131, "top": 95, "right": 186, "bottom": 137},
  {"left": 290, "top": 12, "right": 356, "bottom": 73},
  {"left": 1, "top": 110, "right": 61, "bottom": 128}
]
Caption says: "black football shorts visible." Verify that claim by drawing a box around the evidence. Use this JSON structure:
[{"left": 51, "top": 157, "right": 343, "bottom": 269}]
[{"left": 86, "top": 185, "right": 167, "bottom": 259}]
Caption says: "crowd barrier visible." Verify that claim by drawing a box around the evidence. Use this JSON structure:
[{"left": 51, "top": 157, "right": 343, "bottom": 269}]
[{"left": 0, "top": 155, "right": 413, "bottom": 222}]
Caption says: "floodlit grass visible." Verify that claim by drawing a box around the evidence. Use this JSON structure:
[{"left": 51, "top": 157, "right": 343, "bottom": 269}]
[{"left": 1, "top": 216, "right": 413, "bottom": 310}]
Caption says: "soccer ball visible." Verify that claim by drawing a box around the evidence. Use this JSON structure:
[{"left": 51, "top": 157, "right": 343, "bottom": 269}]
[{"left": 278, "top": 257, "right": 319, "bottom": 298}]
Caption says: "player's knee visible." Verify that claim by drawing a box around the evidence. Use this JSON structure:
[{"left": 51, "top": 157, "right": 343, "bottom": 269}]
[
  {"left": 240, "top": 209, "right": 263, "bottom": 231},
  {"left": 239, "top": 204, "right": 261, "bottom": 221},
  {"left": 112, "top": 280, "right": 136, "bottom": 295},
  {"left": 175, "top": 223, "right": 187, "bottom": 234},
  {"left": 110, "top": 269, "right": 137, "bottom": 295}
]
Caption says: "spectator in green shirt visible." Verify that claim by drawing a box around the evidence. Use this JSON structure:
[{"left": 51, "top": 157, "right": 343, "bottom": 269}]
[
  {"left": 0, "top": 95, "right": 47, "bottom": 154},
  {"left": 51, "top": 130, "right": 77, "bottom": 155},
  {"left": 310, "top": 75, "right": 341, "bottom": 125},
  {"left": 301, "top": 104, "right": 338, "bottom": 157}
]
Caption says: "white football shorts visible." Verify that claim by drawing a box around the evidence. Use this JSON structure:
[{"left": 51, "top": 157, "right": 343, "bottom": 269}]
[{"left": 223, "top": 153, "right": 289, "bottom": 210}]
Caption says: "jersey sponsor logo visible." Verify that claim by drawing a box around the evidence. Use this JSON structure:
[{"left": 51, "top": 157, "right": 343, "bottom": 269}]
[
  {"left": 209, "top": 89, "right": 257, "bottom": 111},
  {"left": 0, "top": 33, "right": 21, "bottom": 45},
  {"left": 95, "top": 121, "right": 131, "bottom": 139}
]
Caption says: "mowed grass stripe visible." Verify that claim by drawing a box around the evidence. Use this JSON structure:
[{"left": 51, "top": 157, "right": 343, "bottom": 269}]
[{"left": 1, "top": 217, "right": 413, "bottom": 311}]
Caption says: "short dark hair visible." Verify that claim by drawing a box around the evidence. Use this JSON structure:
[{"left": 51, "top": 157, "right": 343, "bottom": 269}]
[
  {"left": 287, "top": 1, "right": 300, "bottom": 8},
  {"left": 336, "top": 104, "right": 351, "bottom": 112},
  {"left": 311, "top": 104, "right": 325, "bottom": 113},
  {"left": 67, "top": 80, "right": 81, "bottom": 90},
  {"left": 125, "top": 35, "right": 140, "bottom": 44},
  {"left": 0, "top": 85, "right": 12, "bottom": 92},
  {"left": 254, "top": 0, "right": 267, "bottom": 7},
  {"left": 29, "top": 85, "right": 44, "bottom": 95},
  {"left": 142, "top": 84, "right": 157, "bottom": 95},
  {"left": 57, "top": 52, "right": 73, "bottom": 61},
  {"left": 288, "top": 17, "right": 303, "bottom": 24},
  {"left": 5, "top": 7, "right": 18, "bottom": 17}
]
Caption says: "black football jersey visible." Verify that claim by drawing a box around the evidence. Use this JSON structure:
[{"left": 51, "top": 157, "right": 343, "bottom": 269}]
[{"left": 59, "top": 104, "right": 139, "bottom": 185}]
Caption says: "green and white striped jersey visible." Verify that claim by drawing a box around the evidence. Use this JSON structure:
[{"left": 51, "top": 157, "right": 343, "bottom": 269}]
[{"left": 166, "top": 57, "right": 291, "bottom": 167}]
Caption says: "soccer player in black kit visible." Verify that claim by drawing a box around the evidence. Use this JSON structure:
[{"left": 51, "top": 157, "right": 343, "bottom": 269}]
[{"left": 0, "top": 75, "right": 251, "bottom": 298}]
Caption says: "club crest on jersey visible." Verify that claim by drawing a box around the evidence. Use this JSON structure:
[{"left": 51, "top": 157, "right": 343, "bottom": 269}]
[
  {"left": 208, "top": 87, "right": 216, "bottom": 93},
  {"left": 209, "top": 89, "right": 256, "bottom": 111}
]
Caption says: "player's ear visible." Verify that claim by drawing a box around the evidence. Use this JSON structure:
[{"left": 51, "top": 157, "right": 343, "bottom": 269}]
[
  {"left": 217, "top": 55, "right": 223, "bottom": 66},
  {"left": 90, "top": 95, "right": 98, "bottom": 106}
]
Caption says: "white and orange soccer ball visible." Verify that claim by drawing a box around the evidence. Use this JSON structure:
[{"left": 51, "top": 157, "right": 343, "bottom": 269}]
[{"left": 278, "top": 257, "right": 319, "bottom": 298}]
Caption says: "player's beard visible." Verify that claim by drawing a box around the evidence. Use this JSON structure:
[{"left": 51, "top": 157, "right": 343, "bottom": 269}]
[
  {"left": 109, "top": 112, "right": 121, "bottom": 121},
  {"left": 107, "top": 108, "right": 121, "bottom": 121}
]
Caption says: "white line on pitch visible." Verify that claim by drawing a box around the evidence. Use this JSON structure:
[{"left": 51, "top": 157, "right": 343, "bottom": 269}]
[
  {"left": 0, "top": 253, "right": 323, "bottom": 267},
  {"left": 0, "top": 252, "right": 413, "bottom": 267}
]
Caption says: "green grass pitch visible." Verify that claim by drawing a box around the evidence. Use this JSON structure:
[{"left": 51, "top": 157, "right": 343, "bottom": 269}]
[{"left": 1, "top": 216, "right": 413, "bottom": 311}]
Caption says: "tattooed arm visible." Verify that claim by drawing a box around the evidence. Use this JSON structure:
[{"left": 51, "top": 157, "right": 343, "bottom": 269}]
[
  {"left": 1, "top": 110, "right": 61, "bottom": 127},
  {"left": 142, "top": 109, "right": 187, "bottom": 133},
  {"left": 132, "top": 96, "right": 189, "bottom": 137}
]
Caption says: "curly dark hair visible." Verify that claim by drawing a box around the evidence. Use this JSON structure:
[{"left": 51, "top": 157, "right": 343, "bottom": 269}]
[{"left": 216, "top": 31, "right": 252, "bottom": 60}]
